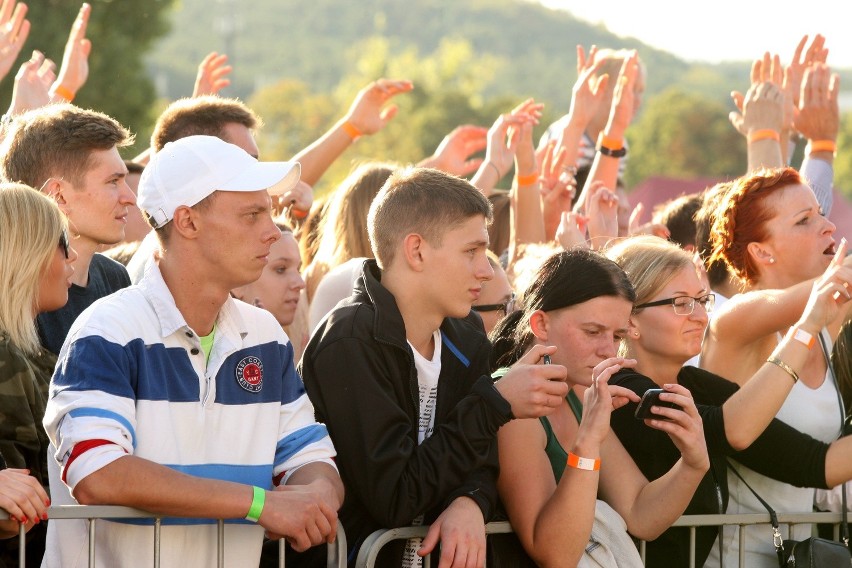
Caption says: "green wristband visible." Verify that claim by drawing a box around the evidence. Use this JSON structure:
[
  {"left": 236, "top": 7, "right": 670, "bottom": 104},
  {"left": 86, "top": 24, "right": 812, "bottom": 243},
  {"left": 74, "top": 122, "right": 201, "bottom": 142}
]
[{"left": 245, "top": 486, "right": 265, "bottom": 523}]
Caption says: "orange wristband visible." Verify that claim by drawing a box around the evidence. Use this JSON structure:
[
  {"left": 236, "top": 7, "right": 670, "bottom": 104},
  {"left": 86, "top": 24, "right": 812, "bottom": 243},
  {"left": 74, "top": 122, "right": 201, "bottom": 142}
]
[
  {"left": 789, "top": 326, "right": 816, "bottom": 350},
  {"left": 567, "top": 452, "right": 600, "bottom": 471},
  {"left": 53, "top": 85, "right": 75, "bottom": 102},
  {"left": 747, "top": 129, "right": 780, "bottom": 144},
  {"left": 808, "top": 140, "right": 837, "bottom": 154},
  {"left": 341, "top": 121, "right": 362, "bottom": 141},
  {"left": 516, "top": 173, "right": 539, "bottom": 186},
  {"left": 597, "top": 133, "right": 624, "bottom": 151}
]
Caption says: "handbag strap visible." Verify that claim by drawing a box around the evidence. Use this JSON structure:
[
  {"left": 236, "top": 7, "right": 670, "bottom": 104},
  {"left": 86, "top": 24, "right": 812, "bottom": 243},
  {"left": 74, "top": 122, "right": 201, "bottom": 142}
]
[
  {"left": 724, "top": 459, "right": 786, "bottom": 558},
  {"left": 817, "top": 331, "right": 850, "bottom": 546}
]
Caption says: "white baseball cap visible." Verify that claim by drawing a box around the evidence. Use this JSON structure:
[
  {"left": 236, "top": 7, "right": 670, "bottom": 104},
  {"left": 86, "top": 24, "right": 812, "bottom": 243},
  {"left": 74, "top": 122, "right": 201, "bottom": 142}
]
[{"left": 138, "top": 135, "right": 300, "bottom": 228}]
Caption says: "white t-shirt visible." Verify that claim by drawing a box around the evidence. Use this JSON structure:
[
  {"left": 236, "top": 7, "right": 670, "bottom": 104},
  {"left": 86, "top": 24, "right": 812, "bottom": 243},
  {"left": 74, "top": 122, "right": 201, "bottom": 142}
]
[{"left": 402, "top": 330, "right": 443, "bottom": 568}]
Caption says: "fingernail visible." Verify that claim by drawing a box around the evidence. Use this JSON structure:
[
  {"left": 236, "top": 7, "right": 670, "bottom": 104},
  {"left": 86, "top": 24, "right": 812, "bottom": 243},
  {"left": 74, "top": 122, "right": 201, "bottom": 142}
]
[
  {"left": 42, "top": 513, "right": 48, "bottom": 521},
  {"left": 20, "top": 516, "right": 27, "bottom": 523}
]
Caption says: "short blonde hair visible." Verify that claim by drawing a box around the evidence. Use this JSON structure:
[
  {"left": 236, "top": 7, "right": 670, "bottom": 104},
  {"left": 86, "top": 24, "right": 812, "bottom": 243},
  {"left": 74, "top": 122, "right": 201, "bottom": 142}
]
[{"left": 0, "top": 183, "right": 67, "bottom": 354}]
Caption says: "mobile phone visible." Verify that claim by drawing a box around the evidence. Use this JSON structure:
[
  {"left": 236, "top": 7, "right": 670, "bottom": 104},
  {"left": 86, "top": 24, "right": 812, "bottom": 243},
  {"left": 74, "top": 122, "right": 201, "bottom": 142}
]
[
  {"left": 542, "top": 354, "right": 552, "bottom": 365},
  {"left": 634, "top": 389, "right": 682, "bottom": 420}
]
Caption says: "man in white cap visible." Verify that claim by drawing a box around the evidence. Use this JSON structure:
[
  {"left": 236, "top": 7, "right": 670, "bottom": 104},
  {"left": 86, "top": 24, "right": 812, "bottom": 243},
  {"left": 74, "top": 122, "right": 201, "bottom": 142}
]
[{"left": 42, "top": 135, "right": 343, "bottom": 567}]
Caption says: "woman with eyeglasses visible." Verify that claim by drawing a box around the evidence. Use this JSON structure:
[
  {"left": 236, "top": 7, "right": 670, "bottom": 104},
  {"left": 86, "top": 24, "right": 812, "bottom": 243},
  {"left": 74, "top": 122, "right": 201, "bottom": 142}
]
[
  {"left": 602, "top": 235, "right": 852, "bottom": 567},
  {"left": 698, "top": 167, "right": 852, "bottom": 566},
  {"left": 0, "top": 184, "right": 74, "bottom": 563}
]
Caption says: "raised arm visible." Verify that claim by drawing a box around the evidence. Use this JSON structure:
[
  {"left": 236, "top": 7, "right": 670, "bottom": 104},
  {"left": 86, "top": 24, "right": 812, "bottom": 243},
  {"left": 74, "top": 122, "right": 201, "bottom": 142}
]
[
  {"left": 722, "top": 242, "right": 852, "bottom": 447},
  {"left": 192, "top": 52, "right": 232, "bottom": 97},
  {"left": 49, "top": 2, "right": 91, "bottom": 103},
  {"left": 0, "top": 0, "right": 29, "bottom": 84},
  {"left": 5, "top": 50, "right": 54, "bottom": 118},
  {"left": 574, "top": 51, "right": 638, "bottom": 214},
  {"left": 417, "top": 125, "right": 488, "bottom": 176},
  {"left": 507, "top": 99, "right": 546, "bottom": 264},
  {"left": 291, "top": 78, "right": 413, "bottom": 186},
  {"left": 795, "top": 63, "right": 839, "bottom": 214}
]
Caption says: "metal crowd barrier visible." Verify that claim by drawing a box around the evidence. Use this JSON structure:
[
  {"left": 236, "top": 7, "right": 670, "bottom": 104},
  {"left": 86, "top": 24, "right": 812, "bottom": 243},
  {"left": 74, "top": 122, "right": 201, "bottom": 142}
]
[
  {"left": 355, "top": 512, "right": 848, "bottom": 568},
  {"left": 1, "top": 505, "right": 346, "bottom": 568}
]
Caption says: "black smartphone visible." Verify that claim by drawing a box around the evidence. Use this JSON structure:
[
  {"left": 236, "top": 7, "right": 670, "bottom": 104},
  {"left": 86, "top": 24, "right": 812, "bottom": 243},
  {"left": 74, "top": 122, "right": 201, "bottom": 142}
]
[
  {"left": 542, "top": 354, "right": 552, "bottom": 365},
  {"left": 634, "top": 389, "right": 682, "bottom": 420}
]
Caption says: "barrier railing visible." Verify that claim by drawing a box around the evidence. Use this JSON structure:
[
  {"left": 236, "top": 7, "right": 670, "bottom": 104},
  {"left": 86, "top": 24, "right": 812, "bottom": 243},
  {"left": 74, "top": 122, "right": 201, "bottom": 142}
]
[
  {"left": 1, "top": 505, "right": 346, "bottom": 568},
  {"left": 355, "top": 512, "right": 848, "bottom": 568}
]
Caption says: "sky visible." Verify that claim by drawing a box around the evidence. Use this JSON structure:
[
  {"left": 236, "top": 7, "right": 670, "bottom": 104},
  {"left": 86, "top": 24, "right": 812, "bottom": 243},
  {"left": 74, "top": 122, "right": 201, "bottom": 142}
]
[{"left": 536, "top": 0, "right": 852, "bottom": 69}]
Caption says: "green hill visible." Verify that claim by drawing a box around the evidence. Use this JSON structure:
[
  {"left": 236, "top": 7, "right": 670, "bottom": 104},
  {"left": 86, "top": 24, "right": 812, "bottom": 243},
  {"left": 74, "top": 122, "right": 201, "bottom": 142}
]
[{"left": 146, "top": 0, "right": 750, "bottom": 107}]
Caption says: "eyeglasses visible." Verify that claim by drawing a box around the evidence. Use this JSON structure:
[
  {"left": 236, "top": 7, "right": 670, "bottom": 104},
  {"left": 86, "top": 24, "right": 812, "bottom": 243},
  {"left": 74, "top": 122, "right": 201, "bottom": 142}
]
[
  {"left": 59, "top": 229, "right": 70, "bottom": 259},
  {"left": 635, "top": 293, "right": 715, "bottom": 316},
  {"left": 472, "top": 292, "right": 516, "bottom": 317}
]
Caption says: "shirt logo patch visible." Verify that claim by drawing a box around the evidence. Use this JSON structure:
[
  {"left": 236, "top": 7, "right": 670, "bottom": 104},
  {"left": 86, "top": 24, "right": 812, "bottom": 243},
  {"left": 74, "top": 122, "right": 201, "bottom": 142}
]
[{"left": 236, "top": 356, "right": 263, "bottom": 393}]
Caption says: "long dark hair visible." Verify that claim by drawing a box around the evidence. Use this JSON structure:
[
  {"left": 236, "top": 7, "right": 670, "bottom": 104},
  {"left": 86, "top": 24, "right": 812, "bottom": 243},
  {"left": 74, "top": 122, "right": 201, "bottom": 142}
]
[{"left": 490, "top": 249, "right": 635, "bottom": 370}]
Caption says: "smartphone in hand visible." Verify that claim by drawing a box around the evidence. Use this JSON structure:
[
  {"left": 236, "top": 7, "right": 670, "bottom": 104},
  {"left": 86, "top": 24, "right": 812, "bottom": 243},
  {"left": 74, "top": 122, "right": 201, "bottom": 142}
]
[{"left": 634, "top": 389, "right": 682, "bottom": 420}]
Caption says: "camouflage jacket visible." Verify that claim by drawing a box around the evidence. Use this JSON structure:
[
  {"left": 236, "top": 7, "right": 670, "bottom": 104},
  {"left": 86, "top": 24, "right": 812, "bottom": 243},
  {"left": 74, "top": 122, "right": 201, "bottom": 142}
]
[{"left": 0, "top": 333, "right": 54, "bottom": 489}]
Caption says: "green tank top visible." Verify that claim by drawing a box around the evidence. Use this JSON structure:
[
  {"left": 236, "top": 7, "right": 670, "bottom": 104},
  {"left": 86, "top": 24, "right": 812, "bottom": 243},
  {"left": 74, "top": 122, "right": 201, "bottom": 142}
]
[{"left": 540, "top": 390, "right": 584, "bottom": 482}]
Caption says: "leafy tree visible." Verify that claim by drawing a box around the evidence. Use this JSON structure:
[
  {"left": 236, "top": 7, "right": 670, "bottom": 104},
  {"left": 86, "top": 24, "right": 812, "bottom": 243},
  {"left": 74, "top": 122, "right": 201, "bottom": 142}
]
[
  {"left": 249, "top": 36, "right": 532, "bottom": 197},
  {"left": 626, "top": 87, "right": 746, "bottom": 187},
  {"left": 1, "top": 0, "right": 175, "bottom": 152}
]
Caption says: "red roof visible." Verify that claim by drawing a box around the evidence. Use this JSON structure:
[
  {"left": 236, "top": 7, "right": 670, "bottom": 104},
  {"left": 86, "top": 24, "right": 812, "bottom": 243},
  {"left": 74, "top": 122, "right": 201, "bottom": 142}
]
[{"left": 628, "top": 176, "right": 852, "bottom": 241}]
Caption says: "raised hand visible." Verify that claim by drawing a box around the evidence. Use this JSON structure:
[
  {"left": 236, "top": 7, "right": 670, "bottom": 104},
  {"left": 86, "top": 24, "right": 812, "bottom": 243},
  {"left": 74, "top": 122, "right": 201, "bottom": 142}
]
[
  {"left": 510, "top": 98, "right": 544, "bottom": 178},
  {"left": 0, "top": 0, "right": 29, "bottom": 82},
  {"left": 7, "top": 50, "right": 55, "bottom": 115},
  {"left": 786, "top": 34, "right": 828, "bottom": 108},
  {"left": 729, "top": 80, "right": 785, "bottom": 137},
  {"left": 793, "top": 63, "right": 840, "bottom": 144},
  {"left": 555, "top": 211, "right": 589, "bottom": 250},
  {"left": 585, "top": 181, "right": 619, "bottom": 247},
  {"left": 799, "top": 238, "right": 852, "bottom": 332},
  {"left": 567, "top": 44, "right": 610, "bottom": 131},
  {"left": 418, "top": 125, "right": 488, "bottom": 176},
  {"left": 51, "top": 2, "right": 91, "bottom": 100},
  {"left": 344, "top": 78, "right": 413, "bottom": 136},
  {"left": 603, "top": 50, "right": 639, "bottom": 137},
  {"left": 193, "top": 52, "right": 232, "bottom": 97}
]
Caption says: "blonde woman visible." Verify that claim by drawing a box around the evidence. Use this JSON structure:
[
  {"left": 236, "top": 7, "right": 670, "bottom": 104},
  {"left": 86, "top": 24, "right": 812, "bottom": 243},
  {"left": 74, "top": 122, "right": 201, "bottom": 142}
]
[
  {"left": 303, "top": 162, "right": 395, "bottom": 301},
  {"left": 603, "top": 235, "right": 851, "bottom": 567},
  {"left": 0, "top": 183, "right": 72, "bottom": 562}
]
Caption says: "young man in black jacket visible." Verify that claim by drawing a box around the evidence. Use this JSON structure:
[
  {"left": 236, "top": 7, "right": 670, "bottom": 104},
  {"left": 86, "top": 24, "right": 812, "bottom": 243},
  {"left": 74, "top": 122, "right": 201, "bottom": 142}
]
[{"left": 301, "top": 167, "right": 569, "bottom": 567}]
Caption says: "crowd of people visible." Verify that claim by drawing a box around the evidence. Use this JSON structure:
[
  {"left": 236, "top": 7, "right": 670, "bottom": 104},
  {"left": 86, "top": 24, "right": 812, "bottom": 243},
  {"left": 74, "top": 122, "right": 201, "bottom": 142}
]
[{"left": 0, "top": 2, "right": 850, "bottom": 567}]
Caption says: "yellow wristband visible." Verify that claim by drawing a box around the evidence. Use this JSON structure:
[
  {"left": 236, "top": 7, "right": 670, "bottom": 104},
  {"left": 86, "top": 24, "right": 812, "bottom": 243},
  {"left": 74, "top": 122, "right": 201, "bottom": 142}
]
[
  {"left": 567, "top": 452, "right": 600, "bottom": 471},
  {"left": 53, "top": 85, "right": 75, "bottom": 102},
  {"left": 516, "top": 173, "right": 539, "bottom": 186},
  {"left": 747, "top": 129, "right": 780, "bottom": 144},
  {"left": 808, "top": 140, "right": 837, "bottom": 154},
  {"left": 341, "top": 121, "right": 362, "bottom": 141}
]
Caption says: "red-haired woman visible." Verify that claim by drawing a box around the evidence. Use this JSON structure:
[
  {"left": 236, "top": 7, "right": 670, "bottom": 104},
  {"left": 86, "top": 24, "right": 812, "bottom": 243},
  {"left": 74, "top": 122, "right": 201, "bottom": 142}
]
[{"left": 701, "top": 166, "right": 852, "bottom": 566}]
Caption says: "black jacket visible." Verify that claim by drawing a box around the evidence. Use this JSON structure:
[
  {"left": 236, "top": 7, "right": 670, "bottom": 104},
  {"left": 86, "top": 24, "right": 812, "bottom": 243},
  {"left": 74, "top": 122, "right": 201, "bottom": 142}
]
[{"left": 300, "top": 260, "right": 513, "bottom": 567}]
